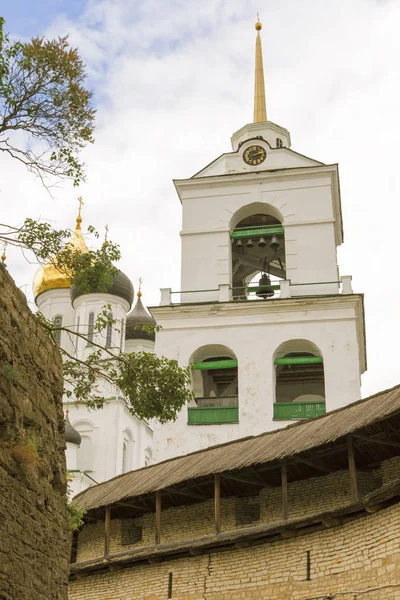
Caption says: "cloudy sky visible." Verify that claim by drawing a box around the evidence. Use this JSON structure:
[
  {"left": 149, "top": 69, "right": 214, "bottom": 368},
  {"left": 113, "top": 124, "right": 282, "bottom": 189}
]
[{"left": 1, "top": 0, "right": 400, "bottom": 399}]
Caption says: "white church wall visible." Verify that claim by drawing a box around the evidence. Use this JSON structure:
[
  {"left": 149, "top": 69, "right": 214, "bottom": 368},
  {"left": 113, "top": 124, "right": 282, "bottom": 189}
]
[
  {"left": 36, "top": 289, "right": 77, "bottom": 356},
  {"left": 72, "top": 293, "right": 130, "bottom": 359},
  {"left": 67, "top": 398, "right": 154, "bottom": 487},
  {"left": 152, "top": 297, "right": 363, "bottom": 461},
  {"left": 178, "top": 168, "right": 341, "bottom": 301}
]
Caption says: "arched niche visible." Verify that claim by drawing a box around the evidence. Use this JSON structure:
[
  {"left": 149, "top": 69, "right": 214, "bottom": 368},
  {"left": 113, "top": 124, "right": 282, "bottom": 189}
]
[
  {"left": 230, "top": 203, "right": 286, "bottom": 300},
  {"left": 189, "top": 345, "right": 238, "bottom": 408},
  {"left": 273, "top": 339, "right": 325, "bottom": 420}
]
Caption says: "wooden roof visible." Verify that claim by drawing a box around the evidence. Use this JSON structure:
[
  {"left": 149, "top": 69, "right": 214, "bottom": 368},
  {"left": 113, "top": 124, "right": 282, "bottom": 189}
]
[{"left": 75, "top": 383, "right": 400, "bottom": 512}]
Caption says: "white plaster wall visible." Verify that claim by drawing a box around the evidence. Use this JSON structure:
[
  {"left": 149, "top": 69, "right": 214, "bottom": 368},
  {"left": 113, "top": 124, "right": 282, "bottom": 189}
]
[
  {"left": 152, "top": 299, "right": 362, "bottom": 462},
  {"left": 72, "top": 293, "right": 130, "bottom": 359},
  {"left": 66, "top": 398, "right": 153, "bottom": 484},
  {"left": 179, "top": 170, "right": 340, "bottom": 298},
  {"left": 36, "top": 289, "right": 76, "bottom": 356},
  {"left": 125, "top": 338, "right": 155, "bottom": 354}
]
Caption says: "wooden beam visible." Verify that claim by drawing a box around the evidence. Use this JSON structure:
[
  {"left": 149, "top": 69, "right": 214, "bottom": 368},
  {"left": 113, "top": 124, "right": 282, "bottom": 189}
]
[
  {"left": 222, "top": 472, "right": 265, "bottom": 487},
  {"left": 347, "top": 435, "right": 359, "bottom": 502},
  {"left": 281, "top": 460, "right": 289, "bottom": 521},
  {"left": 155, "top": 491, "right": 162, "bottom": 545},
  {"left": 214, "top": 473, "right": 221, "bottom": 535},
  {"left": 353, "top": 433, "right": 400, "bottom": 449},
  {"left": 165, "top": 487, "right": 206, "bottom": 501},
  {"left": 104, "top": 505, "right": 111, "bottom": 557},
  {"left": 292, "top": 454, "right": 332, "bottom": 474}
]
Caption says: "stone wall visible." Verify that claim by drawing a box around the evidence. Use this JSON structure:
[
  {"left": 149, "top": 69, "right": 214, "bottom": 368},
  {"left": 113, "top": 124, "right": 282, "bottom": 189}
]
[
  {"left": 0, "top": 266, "right": 70, "bottom": 600},
  {"left": 69, "top": 502, "right": 400, "bottom": 600}
]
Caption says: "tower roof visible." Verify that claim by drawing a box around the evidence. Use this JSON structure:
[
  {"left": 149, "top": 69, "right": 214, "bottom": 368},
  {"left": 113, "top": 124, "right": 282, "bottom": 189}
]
[
  {"left": 33, "top": 199, "right": 89, "bottom": 302},
  {"left": 253, "top": 16, "right": 267, "bottom": 123},
  {"left": 64, "top": 411, "right": 81, "bottom": 446},
  {"left": 126, "top": 289, "right": 156, "bottom": 342}
]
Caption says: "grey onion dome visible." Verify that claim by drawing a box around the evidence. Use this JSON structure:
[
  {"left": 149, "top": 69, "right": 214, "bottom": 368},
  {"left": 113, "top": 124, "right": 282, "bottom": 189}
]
[
  {"left": 125, "top": 294, "right": 156, "bottom": 342},
  {"left": 70, "top": 270, "right": 134, "bottom": 309},
  {"left": 64, "top": 413, "right": 81, "bottom": 446}
]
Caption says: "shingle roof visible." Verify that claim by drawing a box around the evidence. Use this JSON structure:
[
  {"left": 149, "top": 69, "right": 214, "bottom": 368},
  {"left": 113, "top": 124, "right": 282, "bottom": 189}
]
[{"left": 74, "top": 383, "right": 400, "bottom": 511}]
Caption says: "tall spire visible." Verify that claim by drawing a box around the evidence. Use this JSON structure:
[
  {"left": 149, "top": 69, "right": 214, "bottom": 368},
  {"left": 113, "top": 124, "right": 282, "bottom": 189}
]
[{"left": 253, "top": 15, "right": 267, "bottom": 123}]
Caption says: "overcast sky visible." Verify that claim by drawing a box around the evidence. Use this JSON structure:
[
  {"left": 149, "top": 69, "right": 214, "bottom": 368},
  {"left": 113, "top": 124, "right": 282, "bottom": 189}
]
[{"left": 1, "top": 0, "right": 400, "bottom": 399}]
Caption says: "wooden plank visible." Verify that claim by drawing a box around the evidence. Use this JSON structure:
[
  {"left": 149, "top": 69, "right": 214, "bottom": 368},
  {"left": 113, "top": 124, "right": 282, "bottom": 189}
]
[
  {"left": 155, "top": 491, "right": 162, "bottom": 545},
  {"left": 281, "top": 460, "right": 289, "bottom": 520},
  {"left": 347, "top": 435, "right": 359, "bottom": 502},
  {"left": 104, "top": 505, "right": 111, "bottom": 557},
  {"left": 214, "top": 473, "right": 221, "bottom": 535}
]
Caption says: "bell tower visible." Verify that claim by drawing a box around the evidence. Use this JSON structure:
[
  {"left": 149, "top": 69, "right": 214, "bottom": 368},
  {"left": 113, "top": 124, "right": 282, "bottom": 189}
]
[{"left": 151, "top": 18, "right": 366, "bottom": 462}]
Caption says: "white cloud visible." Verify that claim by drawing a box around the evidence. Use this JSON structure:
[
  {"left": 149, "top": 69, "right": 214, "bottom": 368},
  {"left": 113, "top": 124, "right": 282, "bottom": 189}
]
[{"left": 3, "top": 0, "right": 400, "bottom": 397}]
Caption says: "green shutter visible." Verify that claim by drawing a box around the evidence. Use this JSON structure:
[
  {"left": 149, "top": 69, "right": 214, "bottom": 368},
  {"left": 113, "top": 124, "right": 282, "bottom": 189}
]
[
  {"left": 188, "top": 406, "right": 239, "bottom": 425},
  {"left": 192, "top": 360, "right": 238, "bottom": 370}
]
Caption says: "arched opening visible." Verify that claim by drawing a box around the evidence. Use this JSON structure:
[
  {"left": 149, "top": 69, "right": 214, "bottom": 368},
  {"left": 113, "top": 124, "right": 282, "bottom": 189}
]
[
  {"left": 276, "top": 137, "right": 283, "bottom": 148},
  {"left": 274, "top": 339, "right": 325, "bottom": 421},
  {"left": 188, "top": 345, "right": 239, "bottom": 425},
  {"left": 230, "top": 204, "right": 285, "bottom": 301}
]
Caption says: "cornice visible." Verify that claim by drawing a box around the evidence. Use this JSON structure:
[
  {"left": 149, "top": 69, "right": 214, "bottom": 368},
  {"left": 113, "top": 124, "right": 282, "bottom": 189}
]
[{"left": 150, "top": 294, "right": 364, "bottom": 322}]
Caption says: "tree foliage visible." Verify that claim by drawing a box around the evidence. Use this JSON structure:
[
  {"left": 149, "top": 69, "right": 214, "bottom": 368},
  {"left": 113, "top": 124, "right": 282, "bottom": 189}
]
[{"left": 0, "top": 17, "right": 95, "bottom": 186}]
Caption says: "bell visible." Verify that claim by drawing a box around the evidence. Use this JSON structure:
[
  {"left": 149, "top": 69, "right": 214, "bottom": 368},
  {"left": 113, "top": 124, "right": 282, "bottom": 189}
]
[
  {"left": 246, "top": 239, "right": 254, "bottom": 248},
  {"left": 236, "top": 239, "right": 243, "bottom": 247},
  {"left": 256, "top": 273, "right": 275, "bottom": 298},
  {"left": 269, "top": 235, "right": 280, "bottom": 252},
  {"left": 258, "top": 236, "right": 267, "bottom": 247}
]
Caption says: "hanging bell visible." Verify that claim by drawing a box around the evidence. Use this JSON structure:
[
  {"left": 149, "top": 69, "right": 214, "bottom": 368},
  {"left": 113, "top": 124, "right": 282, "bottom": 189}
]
[
  {"left": 258, "top": 236, "right": 267, "bottom": 247},
  {"left": 246, "top": 239, "right": 254, "bottom": 248},
  {"left": 236, "top": 239, "right": 243, "bottom": 247},
  {"left": 269, "top": 235, "right": 280, "bottom": 252},
  {"left": 256, "top": 273, "right": 275, "bottom": 298}
]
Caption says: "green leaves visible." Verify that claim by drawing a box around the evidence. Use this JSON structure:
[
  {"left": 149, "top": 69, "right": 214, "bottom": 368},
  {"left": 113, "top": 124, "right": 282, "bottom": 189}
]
[{"left": 0, "top": 19, "right": 95, "bottom": 186}]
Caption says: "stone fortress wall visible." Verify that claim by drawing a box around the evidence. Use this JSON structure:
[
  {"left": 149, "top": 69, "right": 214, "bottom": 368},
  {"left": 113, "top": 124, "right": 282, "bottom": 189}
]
[
  {"left": 69, "top": 456, "right": 400, "bottom": 600},
  {"left": 0, "top": 266, "right": 70, "bottom": 600}
]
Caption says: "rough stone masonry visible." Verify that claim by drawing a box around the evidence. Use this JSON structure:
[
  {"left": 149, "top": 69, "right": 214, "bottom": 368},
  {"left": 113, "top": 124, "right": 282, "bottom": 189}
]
[{"left": 0, "top": 265, "right": 70, "bottom": 600}]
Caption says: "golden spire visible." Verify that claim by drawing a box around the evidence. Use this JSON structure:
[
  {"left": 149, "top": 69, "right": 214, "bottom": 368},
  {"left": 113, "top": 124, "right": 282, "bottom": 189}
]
[
  {"left": 76, "top": 196, "right": 84, "bottom": 230},
  {"left": 253, "top": 14, "right": 267, "bottom": 123},
  {"left": 137, "top": 277, "right": 142, "bottom": 298}
]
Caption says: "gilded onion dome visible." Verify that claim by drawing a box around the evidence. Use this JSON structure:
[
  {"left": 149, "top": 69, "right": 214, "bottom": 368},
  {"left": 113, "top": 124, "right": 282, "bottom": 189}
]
[
  {"left": 125, "top": 289, "right": 156, "bottom": 341},
  {"left": 33, "top": 201, "right": 88, "bottom": 302}
]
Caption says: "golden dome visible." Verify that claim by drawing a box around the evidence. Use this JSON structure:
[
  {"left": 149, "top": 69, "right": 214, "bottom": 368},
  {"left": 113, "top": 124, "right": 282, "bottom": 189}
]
[{"left": 33, "top": 202, "right": 89, "bottom": 302}]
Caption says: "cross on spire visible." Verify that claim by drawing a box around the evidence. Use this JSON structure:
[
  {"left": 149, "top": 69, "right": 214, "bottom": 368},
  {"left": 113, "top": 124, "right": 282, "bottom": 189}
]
[
  {"left": 254, "top": 14, "right": 267, "bottom": 123},
  {"left": 76, "top": 197, "right": 84, "bottom": 230},
  {"left": 138, "top": 277, "right": 143, "bottom": 297}
]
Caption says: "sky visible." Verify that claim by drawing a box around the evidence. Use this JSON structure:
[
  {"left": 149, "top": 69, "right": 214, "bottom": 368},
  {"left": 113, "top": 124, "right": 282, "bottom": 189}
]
[{"left": 1, "top": 0, "right": 400, "bottom": 399}]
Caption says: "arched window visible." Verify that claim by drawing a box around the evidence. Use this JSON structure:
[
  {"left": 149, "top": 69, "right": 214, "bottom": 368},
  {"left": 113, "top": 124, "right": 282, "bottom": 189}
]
[
  {"left": 276, "top": 137, "right": 283, "bottom": 148},
  {"left": 144, "top": 446, "right": 153, "bottom": 467},
  {"left": 121, "top": 428, "right": 133, "bottom": 473},
  {"left": 53, "top": 315, "right": 62, "bottom": 346},
  {"left": 87, "top": 312, "right": 94, "bottom": 345},
  {"left": 188, "top": 345, "right": 238, "bottom": 425},
  {"left": 106, "top": 312, "right": 113, "bottom": 347},
  {"left": 230, "top": 204, "right": 285, "bottom": 301},
  {"left": 77, "top": 435, "right": 93, "bottom": 472},
  {"left": 274, "top": 340, "right": 325, "bottom": 421}
]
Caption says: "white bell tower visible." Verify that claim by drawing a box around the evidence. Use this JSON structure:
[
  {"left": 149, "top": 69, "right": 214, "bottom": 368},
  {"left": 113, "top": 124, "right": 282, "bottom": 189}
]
[{"left": 151, "top": 18, "right": 366, "bottom": 462}]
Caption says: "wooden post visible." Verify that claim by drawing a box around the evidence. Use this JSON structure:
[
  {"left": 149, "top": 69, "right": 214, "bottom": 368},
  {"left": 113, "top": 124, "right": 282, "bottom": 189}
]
[
  {"left": 155, "top": 491, "right": 162, "bottom": 545},
  {"left": 281, "top": 460, "right": 289, "bottom": 521},
  {"left": 214, "top": 473, "right": 221, "bottom": 535},
  {"left": 347, "top": 435, "right": 359, "bottom": 502},
  {"left": 104, "top": 505, "right": 111, "bottom": 557}
]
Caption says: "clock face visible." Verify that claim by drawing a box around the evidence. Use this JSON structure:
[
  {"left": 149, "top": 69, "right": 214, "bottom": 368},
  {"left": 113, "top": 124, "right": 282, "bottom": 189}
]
[{"left": 243, "top": 145, "right": 266, "bottom": 166}]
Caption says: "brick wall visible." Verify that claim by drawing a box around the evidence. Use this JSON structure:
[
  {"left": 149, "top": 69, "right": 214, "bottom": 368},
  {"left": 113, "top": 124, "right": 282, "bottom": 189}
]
[
  {"left": 76, "top": 465, "right": 387, "bottom": 563},
  {"left": 0, "top": 266, "right": 70, "bottom": 600},
  {"left": 69, "top": 502, "right": 400, "bottom": 600}
]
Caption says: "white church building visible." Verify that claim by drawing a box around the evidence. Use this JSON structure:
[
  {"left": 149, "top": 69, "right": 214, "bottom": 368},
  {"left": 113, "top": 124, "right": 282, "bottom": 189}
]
[{"left": 33, "top": 19, "right": 366, "bottom": 493}]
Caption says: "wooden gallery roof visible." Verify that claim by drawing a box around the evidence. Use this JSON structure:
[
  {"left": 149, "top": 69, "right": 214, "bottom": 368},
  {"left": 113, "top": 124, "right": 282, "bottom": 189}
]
[{"left": 75, "top": 383, "right": 400, "bottom": 516}]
